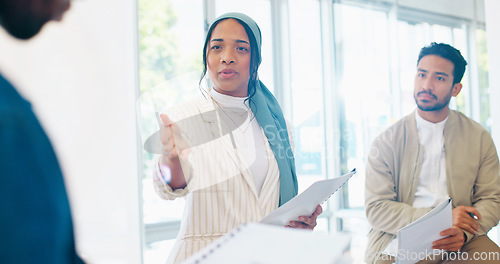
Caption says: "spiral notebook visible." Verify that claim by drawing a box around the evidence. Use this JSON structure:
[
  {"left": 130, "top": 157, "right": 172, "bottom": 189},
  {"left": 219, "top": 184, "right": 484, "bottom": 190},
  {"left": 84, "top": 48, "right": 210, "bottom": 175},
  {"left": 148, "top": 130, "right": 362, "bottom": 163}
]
[
  {"left": 182, "top": 223, "right": 351, "bottom": 264},
  {"left": 260, "top": 169, "right": 356, "bottom": 226}
]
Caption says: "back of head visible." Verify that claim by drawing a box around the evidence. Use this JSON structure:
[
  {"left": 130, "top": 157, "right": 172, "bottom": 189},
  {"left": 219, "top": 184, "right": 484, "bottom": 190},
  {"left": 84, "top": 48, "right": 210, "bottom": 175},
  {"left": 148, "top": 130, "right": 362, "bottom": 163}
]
[
  {"left": 0, "top": 0, "right": 70, "bottom": 40},
  {"left": 417, "top": 42, "right": 468, "bottom": 84}
]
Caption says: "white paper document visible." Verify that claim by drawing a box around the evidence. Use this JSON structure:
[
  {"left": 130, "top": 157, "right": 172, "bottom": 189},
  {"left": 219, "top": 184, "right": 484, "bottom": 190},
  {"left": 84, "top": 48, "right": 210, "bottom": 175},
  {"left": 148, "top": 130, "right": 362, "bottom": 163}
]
[
  {"left": 259, "top": 169, "right": 356, "bottom": 226},
  {"left": 397, "top": 197, "right": 452, "bottom": 264},
  {"left": 182, "top": 223, "right": 351, "bottom": 264}
]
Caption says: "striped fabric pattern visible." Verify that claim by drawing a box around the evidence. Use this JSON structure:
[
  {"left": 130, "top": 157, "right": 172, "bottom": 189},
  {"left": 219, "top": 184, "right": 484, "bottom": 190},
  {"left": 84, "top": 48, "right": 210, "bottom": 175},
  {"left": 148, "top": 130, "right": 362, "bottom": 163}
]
[{"left": 153, "top": 97, "right": 281, "bottom": 264}]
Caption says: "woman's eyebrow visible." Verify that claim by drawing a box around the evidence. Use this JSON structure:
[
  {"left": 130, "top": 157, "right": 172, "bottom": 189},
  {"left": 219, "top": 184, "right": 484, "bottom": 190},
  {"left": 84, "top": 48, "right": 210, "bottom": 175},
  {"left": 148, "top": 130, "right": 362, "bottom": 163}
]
[
  {"left": 211, "top": 39, "right": 249, "bottom": 45},
  {"left": 235, "top": 39, "right": 249, "bottom": 45}
]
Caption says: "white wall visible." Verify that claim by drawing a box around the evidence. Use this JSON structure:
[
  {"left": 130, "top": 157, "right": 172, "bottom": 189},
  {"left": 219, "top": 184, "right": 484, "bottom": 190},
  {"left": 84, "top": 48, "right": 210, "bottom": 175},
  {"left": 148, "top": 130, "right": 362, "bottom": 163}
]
[
  {"left": 398, "top": 0, "right": 485, "bottom": 22},
  {"left": 0, "top": 1, "right": 142, "bottom": 263},
  {"left": 485, "top": 0, "right": 500, "bottom": 146},
  {"left": 369, "top": 0, "right": 485, "bottom": 23},
  {"left": 485, "top": 0, "right": 500, "bottom": 245}
]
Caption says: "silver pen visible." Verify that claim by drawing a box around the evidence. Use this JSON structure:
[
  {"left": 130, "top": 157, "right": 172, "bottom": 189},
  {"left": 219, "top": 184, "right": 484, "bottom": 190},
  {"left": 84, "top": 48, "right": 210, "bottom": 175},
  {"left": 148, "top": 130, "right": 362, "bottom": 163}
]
[{"left": 468, "top": 212, "right": 478, "bottom": 220}]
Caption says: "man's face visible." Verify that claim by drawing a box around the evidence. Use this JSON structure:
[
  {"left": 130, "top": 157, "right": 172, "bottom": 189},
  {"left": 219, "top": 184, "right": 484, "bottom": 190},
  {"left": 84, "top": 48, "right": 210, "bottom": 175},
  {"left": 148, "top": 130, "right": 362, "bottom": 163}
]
[
  {"left": 0, "top": 0, "right": 70, "bottom": 39},
  {"left": 414, "top": 55, "right": 462, "bottom": 112}
]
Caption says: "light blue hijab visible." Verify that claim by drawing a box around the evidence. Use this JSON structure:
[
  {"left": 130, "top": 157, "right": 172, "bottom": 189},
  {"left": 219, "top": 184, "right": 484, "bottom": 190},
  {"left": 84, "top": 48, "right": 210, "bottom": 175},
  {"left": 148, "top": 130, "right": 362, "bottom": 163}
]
[{"left": 209, "top": 13, "right": 298, "bottom": 206}]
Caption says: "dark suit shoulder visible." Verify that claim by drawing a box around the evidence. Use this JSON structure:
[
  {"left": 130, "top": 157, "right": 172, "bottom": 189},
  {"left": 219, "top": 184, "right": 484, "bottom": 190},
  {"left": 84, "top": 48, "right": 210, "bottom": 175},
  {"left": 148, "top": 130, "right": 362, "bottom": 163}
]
[
  {"left": 0, "top": 73, "right": 32, "bottom": 114},
  {"left": 0, "top": 74, "right": 81, "bottom": 263}
]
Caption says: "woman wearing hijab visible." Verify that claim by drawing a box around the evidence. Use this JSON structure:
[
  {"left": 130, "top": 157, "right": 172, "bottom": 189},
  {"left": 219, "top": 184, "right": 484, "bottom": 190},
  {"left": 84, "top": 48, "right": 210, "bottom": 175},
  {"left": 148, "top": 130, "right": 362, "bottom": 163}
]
[{"left": 153, "top": 13, "right": 322, "bottom": 263}]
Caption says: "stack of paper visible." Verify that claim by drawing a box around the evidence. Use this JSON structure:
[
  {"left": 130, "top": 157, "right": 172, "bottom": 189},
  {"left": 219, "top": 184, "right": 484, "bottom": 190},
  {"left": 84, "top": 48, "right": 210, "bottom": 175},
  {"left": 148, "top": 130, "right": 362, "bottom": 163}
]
[
  {"left": 260, "top": 169, "right": 356, "bottom": 226},
  {"left": 397, "top": 198, "right": 453, "bottom": 264},
  {"left": 182, "top": 223, "right": 351, "bottom": 264}
]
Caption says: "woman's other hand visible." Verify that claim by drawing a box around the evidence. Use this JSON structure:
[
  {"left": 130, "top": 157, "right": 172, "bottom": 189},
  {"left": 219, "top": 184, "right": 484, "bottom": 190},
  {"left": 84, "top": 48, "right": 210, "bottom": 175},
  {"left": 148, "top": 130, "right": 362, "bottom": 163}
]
[{"left": 286, "top": 205, "right": 323, "bottom": 230}]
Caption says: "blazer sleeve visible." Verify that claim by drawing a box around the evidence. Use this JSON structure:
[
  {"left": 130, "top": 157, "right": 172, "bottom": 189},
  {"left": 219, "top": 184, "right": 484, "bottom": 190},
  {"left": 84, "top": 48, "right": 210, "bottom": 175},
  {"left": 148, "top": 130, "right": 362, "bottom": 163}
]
[
  {"left": 468, "top": 132, "right": 500, "bottom": 241},
  {"left": 365, "top": 133, "right": 431, "bottom": 235},
  {"left": 153, "top": 157, "right": 190, "bottom": 200},
  {"left": 151, "top": 106, "right": 195, "bottom": 200}
]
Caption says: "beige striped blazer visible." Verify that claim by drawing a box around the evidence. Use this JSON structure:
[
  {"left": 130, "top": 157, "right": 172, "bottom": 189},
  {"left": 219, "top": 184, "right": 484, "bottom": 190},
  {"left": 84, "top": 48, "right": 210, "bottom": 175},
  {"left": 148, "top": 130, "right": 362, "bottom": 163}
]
[{"left": 153, "top": 95, "right": 283, "bottom": 264}]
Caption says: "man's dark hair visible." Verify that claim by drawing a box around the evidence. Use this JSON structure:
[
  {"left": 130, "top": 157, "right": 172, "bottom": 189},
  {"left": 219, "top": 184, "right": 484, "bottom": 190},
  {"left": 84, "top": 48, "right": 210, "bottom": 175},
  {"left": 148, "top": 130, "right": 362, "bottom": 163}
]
[{"left": 417, "top": 42, "right": 468, "bottom": 84}]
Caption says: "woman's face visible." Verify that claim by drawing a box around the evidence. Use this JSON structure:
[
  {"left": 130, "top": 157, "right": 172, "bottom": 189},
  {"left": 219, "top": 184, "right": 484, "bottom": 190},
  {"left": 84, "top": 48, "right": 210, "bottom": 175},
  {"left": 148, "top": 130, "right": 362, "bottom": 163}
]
[{"left": 207, "top": 19, "right": 251, "bottom": 97}]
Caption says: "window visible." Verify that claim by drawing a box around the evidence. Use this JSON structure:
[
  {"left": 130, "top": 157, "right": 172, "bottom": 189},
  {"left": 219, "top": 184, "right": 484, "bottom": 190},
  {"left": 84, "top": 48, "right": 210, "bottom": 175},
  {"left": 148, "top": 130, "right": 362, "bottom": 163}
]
[
  {"left": 476, "top": 28, "right": 491, "bottom": 131},
  {"left": 333, "top": 3, "right": 391, "bottom": 212},
  {"left": 138, "top": 0, "right": 204, "bottom": 262},
  {"left": 138, "top": 1, "right": 492, "bottom": 263},
  {"left": 289, "top": 0, "right": 329, "bottom": 230}
]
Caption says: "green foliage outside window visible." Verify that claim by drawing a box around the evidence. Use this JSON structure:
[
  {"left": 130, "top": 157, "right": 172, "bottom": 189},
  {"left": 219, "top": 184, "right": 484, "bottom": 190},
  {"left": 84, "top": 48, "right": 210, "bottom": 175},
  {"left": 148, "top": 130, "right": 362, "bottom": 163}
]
[
  {"left": 138, "top": 0, "right": 204, "bottom": 178},
  {"left": 476, "top": 29, "right": 491, "bottom": 132}
]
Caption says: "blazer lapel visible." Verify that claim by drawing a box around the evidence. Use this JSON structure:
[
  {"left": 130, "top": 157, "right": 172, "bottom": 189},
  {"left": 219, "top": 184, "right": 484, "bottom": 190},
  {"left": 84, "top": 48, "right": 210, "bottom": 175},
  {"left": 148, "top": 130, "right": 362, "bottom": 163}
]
[
  {"left": 258, "top": 133, "right": 279, "bottom": 206},
  {"left": 198, "top": 99, "right": 259, "bottom": 198}
]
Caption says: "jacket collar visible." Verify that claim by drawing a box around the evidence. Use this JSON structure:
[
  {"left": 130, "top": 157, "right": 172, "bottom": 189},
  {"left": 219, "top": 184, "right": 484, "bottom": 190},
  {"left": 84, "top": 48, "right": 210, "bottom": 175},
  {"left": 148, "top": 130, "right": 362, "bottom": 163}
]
[
  {"left": 400, "top": 110, "right": 421, "bottom": 203},
  {"left": 197, "top": 97, "right": 262, "bottom": 199}
]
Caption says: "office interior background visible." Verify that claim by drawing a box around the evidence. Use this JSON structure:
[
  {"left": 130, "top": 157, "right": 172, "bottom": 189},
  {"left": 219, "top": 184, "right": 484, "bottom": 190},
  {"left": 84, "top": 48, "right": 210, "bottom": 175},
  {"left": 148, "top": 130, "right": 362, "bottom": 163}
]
[{"left": 0, "top": 0, "right": 499, "bottom": 263}]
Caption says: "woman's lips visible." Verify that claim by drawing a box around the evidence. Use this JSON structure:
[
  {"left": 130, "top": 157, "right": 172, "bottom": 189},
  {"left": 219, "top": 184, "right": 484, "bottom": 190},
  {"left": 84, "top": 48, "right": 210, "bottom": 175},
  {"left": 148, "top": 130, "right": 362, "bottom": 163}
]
[{"left": 219, "top": 69, "right": 237, "bottom": 78}]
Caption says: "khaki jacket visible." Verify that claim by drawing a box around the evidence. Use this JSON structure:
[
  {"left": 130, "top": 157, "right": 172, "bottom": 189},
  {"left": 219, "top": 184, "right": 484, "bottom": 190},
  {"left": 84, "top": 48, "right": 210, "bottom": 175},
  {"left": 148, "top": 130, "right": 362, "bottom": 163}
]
[{"left": 364, "top": 110, "right": 500, "bottom": 263}]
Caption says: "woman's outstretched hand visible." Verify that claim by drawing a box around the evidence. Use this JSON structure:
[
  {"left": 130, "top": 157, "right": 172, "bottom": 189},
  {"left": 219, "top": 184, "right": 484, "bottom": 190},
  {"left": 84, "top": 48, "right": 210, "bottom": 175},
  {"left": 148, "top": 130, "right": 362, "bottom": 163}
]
[{"left": 159, "top": 113, "right": 190, "bottom": 189}]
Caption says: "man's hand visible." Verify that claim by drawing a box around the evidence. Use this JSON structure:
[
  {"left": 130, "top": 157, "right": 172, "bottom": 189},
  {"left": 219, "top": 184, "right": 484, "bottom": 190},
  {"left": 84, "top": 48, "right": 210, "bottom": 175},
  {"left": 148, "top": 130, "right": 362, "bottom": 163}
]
[
  {"left": 286, "top": 205, "right": 322, "bottom": 230},
  {"left": 432, "top": 227, "right": 465, "bottom": 251},
  {"left": 452, "top": 206, "right": 482, "bottom": 234}
]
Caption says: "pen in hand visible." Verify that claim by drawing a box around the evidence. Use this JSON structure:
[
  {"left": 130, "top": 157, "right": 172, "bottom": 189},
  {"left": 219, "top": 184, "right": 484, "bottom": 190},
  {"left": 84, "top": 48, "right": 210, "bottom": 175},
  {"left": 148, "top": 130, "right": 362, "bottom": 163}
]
[{"left": 468, "top": 212, "right": 478, "bottom": 220}]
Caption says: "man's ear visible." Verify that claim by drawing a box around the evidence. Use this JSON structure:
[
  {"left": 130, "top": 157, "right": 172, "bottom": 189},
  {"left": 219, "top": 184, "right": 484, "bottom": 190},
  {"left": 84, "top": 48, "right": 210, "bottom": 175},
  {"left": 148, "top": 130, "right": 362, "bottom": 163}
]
[{"left": 451, "top": 83, "right": 463, "bottom": 97}]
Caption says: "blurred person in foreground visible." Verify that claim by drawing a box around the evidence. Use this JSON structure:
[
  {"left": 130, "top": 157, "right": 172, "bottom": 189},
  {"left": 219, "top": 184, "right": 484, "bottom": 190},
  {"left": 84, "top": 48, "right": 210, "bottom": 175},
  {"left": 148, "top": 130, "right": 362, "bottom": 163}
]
[
  {"left": 365, "top": 42, "right": 500, "bottom": 264},
  {"left": 0, "top": 0, "right": 84, "bottom": 263}
]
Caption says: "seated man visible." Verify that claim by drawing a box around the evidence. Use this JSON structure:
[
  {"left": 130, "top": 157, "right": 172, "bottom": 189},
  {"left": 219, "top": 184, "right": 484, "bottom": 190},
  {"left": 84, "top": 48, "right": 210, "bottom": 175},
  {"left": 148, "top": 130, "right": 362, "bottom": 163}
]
[{"left": 365, "top": 42, "right": 500, "bottom": 264}]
